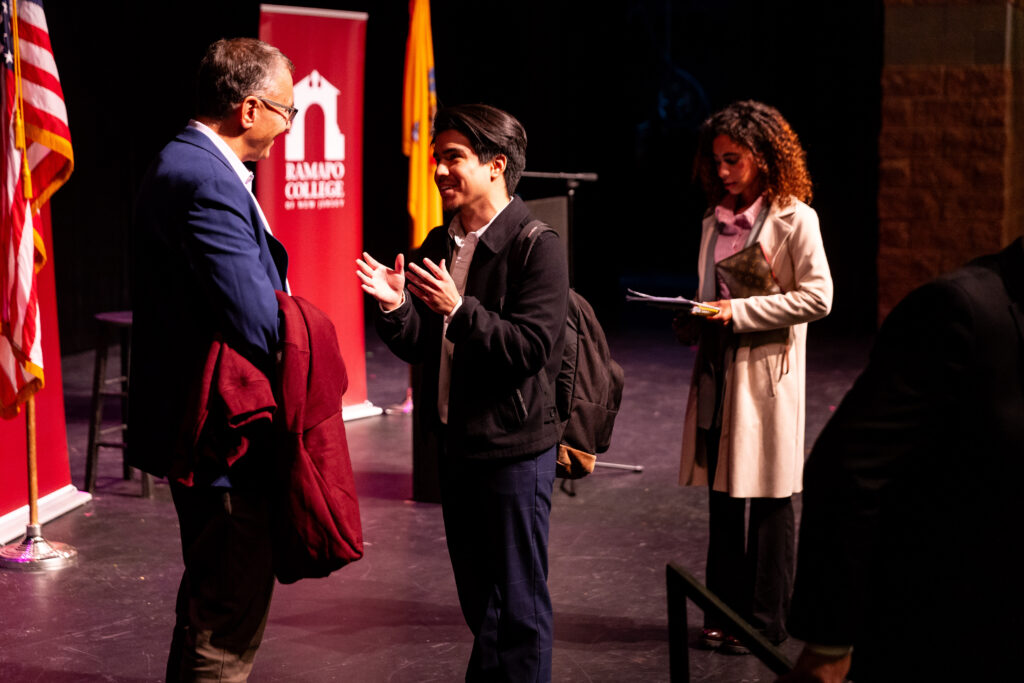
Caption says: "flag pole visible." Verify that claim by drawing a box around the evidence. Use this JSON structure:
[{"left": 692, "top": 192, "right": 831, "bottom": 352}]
[
  {"left": 0, "top": 397, "right": 78, "bottom": 571},
  {"left": 28, "top": 394, "right": 39, "bottom": 526},
  {"left": 0, "top": 0, "right": 76, "bottom": 571}
]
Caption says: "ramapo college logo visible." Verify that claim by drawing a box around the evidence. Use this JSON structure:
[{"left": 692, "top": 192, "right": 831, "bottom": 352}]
[{"left": 283, "top": 70, "right": 346, "bottom": 211}]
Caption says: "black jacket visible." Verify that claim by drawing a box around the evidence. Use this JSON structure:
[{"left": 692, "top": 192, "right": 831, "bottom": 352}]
[
  {"left": 376, "top": 196, "right": 569, "bottom": 460},
  {"left": 787, "top": 238, "right": 1024, "bottom": 681}
]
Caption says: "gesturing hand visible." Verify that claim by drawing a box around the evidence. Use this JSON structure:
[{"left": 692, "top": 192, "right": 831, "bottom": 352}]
[
  {"left": 356, "top": 251, "right": 406, "bottom": 311},
  {"left": 406, "top": 257, "right": 460, "bottom": 316}
]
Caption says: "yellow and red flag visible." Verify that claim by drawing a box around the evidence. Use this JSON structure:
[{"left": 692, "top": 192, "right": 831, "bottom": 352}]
[
  {"left": 402, "top": 0, "right": 441, "bottom": 248},
  {"left": 1, "top": 0, "right": 73, "bottom": 418}
]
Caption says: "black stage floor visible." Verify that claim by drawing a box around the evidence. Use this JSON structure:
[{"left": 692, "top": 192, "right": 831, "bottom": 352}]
[{"left": 0, "top": 309, "right": 872, "bottom": 682}]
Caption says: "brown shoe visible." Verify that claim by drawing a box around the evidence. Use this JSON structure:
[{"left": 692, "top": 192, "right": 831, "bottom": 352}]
[
  {"left": 699, "top": 628, "right": 726, "bottom": 649},
  {"left": 721, "top": 634, "right": 750, "bottom": 655}
]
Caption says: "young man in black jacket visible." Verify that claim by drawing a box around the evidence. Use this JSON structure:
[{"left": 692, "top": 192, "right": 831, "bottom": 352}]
[{"left": 358, "top": 103, "right": 569, "bottom": 682}]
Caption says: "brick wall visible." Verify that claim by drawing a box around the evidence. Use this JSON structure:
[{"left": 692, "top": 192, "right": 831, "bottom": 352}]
[{"left": 878, "top": 0, "right": 1024, "bottom": 321}]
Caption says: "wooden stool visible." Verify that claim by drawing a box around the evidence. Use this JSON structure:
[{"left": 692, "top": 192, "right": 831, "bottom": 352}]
[{"left": 84, "top": 311, "right": 152, "bottom": 498}]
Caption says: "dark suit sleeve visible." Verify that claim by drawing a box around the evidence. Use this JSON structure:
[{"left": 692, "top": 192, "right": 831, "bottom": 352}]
[
  {"left": 787, "top": 279, "right": 976, "bottom": 645},
  {"left": 446, "top": 229, "right": 569, "bottom": 379},
  {"left": 184, "top": 174, "right": 282, "bottom": 358}
]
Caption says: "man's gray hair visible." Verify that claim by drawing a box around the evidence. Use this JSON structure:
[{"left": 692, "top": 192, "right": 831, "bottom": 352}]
[{"left": 195, "top": 38, "right": 294, "bottom": 120}]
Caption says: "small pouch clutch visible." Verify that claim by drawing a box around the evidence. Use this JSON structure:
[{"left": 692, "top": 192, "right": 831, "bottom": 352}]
[{"left": 715, "top": 243, "right": 782, "bottom": 298}]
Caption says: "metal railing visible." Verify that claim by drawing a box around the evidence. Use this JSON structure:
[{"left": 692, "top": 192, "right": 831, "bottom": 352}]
[{"left": 666, "top": 562, "right": 794, "bottom": 681}]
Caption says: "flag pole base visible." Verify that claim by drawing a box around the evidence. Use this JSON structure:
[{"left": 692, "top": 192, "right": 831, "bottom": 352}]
[{"left": 0, "top": 524, "right": 77, "bottom": 571}]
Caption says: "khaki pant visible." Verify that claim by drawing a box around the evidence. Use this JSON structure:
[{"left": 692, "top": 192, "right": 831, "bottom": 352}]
[{"left": 167, "top": 484, "right": 275, "bottom": 682}]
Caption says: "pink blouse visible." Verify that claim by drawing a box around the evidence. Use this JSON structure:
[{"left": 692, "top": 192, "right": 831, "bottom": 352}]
[{"left": 713, "top": 194, "right": 765, "bottom": 298}]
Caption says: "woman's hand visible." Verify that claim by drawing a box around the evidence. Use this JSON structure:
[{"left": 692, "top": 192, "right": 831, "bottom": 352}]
[
  {"left": 406, "top": 257, "right": 461, "bottom": 316},
  {"left": 775, "top": 647, "right": 852, "bottom": 683},
  {"left": 706, "top": 299, "right": 733, "bottom": 325},
  {"left": 672, "top": 313, "right": 702, "bottom": 345},
  {"left": 356, "top": 251, "right": 406, "bottom": 311}
]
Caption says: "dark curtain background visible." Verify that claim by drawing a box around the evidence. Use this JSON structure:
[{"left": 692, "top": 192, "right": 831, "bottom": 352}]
[{"left": 43, "top": 0, "right": 881, "bottom": 352}]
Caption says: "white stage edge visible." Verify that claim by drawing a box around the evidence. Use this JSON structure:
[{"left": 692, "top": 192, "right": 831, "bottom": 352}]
[
  {"left": 0, "top": 484, "right": 93, "bottom": 545},
  {"left": 342, "top": 400, "right": 383, "bottom": 422}
]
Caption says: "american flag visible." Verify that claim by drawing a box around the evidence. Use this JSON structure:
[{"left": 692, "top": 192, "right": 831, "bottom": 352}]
[{"left": 1, "top": 0, "right": 73, "bottom": 419}]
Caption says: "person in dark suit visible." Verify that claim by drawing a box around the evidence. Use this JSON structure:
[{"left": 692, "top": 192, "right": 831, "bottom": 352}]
[
  {"left": 780, "top": 238, "right": 1024, "bottom": 682},
  {"left": 357, "top": 104, "right": 569, "bottom": 682},
  {"left": 129, "top": 37, "right": 295, "bottom": 681}
]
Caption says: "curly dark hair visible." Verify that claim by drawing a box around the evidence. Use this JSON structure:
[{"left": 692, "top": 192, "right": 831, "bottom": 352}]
[{"left": 693, "top": 100, "right": 812, "bottom": 208}]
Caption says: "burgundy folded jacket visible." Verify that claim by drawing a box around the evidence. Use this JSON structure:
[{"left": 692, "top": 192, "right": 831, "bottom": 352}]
[
  {"left": 178, "top": 292, "right": 363, "bottom": 583},
  {"left": 273, "top": 291, "right": 363, "bottom": 583}
]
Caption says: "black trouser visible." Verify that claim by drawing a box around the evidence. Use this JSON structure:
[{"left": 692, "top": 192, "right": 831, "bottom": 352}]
[{"left": 701, "top": 428, "right": 794, "bottom": 644}]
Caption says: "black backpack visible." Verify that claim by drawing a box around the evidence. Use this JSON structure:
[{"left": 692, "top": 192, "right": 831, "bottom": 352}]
[{"left": 514, "top": 221, "right": 625, "bottom": 478}]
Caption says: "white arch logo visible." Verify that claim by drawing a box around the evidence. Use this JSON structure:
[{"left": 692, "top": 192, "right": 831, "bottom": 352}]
[
  {"left": 283, "top": 70, "right": 346, "bottom": 210},
  {"left": 286, "top": 70, "right": 345, "bottom": 162}
]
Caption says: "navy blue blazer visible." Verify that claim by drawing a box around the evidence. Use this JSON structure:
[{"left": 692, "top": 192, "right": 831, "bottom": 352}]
[{"left": 129, "top": 126, "right": 288, "bottom": 478}]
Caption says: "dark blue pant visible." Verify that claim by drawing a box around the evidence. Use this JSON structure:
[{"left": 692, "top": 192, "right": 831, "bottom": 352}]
[{"left": 439, "top": 446, "right": 557, "bottom": 683}]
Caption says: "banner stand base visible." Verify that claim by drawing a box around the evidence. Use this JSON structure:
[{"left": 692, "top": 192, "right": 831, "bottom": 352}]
[
  {"left": 342, "top": 400, "right": 383, "bottom": 422},
  {"left": 0, "top": 485, "right": 92, "bottom": 545}
]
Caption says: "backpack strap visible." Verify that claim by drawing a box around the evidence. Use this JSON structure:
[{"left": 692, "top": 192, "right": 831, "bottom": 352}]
[{"left": 511, "top": 219, "right": 557, "bottom": 283}]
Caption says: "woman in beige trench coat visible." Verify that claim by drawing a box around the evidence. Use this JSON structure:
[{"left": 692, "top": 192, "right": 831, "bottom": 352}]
[{"left": 678, "top": 101, "right": 832, "bottom": 652}]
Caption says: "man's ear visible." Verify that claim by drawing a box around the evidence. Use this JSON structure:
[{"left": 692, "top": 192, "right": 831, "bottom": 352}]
[
  {"left": 238, "top": 96, "right": 259, "bottom": 130},
  {"left": 490, "top": 154, "right": 507, "bottom": 180}
]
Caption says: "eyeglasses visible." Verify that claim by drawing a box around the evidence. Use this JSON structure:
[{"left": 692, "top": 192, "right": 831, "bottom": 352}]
[{"left": 256, "top": 96, "right": 299, "bottom": 124}]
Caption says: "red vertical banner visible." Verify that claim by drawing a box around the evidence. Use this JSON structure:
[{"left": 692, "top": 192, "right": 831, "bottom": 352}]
[
  {"left": 258, "top": 5, "right": 380, "bottom": 420},
  {"left": 0, "top": 206, "right": 89, "bottom": 543}
]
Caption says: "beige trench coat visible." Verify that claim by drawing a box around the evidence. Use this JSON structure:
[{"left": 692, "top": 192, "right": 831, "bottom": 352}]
[{"left": 679, "top": 198, "right": 833, "bottom": 498}]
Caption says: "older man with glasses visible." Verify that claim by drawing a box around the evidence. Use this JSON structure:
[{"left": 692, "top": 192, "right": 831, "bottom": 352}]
[{"left": 129, "top": 37, "right": 297, "bottom": 681}]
